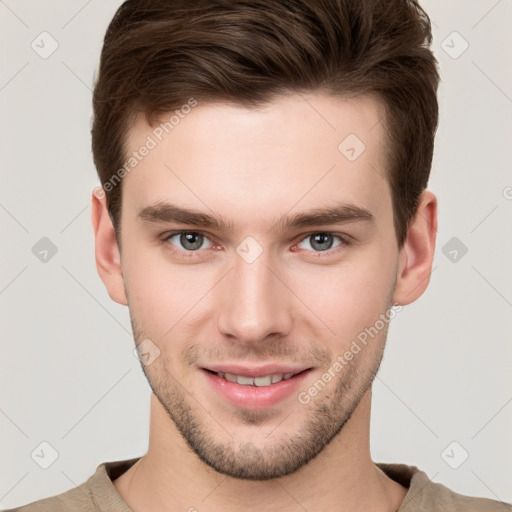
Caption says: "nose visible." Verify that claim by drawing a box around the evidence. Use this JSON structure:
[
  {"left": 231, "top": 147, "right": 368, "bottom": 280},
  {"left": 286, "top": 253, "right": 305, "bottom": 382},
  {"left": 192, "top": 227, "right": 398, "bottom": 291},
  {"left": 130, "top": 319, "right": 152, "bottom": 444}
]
[{"left": 216, "top": 249, "right": 293, "bottom": 345}]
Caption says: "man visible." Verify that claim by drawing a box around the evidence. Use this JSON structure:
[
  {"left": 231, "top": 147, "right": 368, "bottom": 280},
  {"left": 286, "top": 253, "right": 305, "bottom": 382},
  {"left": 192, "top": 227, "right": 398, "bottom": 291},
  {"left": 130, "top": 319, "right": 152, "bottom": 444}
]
[{"left": 6, "top": 0, "right": 510, "bottom": 511}]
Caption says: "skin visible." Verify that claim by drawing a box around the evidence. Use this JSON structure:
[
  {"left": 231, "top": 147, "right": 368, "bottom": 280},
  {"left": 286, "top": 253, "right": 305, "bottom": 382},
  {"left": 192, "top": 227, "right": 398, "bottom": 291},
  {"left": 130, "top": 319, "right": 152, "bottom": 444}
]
[{"left": 91, "top": 92, "right": 437, "bottom": 512}]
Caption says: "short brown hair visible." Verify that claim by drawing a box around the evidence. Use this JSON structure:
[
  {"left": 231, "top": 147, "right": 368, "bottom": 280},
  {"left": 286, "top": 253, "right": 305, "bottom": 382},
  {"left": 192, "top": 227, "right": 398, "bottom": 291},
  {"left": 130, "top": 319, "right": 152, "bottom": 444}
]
[{"left": 91, "top": 0, "right": 439, "bottom": 248}]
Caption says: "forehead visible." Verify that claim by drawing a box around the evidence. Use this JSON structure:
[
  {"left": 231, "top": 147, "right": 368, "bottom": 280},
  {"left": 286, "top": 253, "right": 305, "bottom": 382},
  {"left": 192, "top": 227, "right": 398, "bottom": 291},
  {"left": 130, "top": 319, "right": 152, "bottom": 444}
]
[{"left": 121, "top": 93, "right": 390, "bottom": 230}]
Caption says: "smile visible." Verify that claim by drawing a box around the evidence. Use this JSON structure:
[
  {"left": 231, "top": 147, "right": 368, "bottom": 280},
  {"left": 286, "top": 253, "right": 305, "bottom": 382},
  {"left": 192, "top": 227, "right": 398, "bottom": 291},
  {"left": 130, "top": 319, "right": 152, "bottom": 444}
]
[{"left": 214, "top": 371, "right": 298, "bottom": 387}]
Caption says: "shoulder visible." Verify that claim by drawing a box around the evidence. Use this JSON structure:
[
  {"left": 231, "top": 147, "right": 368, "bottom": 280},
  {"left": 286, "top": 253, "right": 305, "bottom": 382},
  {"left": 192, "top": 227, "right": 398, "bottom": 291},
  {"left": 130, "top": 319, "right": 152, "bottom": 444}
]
[
  {"left": 2, "top": 457, "right": 139, "bottom": 512},
  {"left": 1, "top": 484, "right": 95, "bottom": 512},
  {"left": 412, "top": 480, "right": 512, "bottom": 512},
  {"left": 377, "top": 462, "right": 512, "bottom": 512}
]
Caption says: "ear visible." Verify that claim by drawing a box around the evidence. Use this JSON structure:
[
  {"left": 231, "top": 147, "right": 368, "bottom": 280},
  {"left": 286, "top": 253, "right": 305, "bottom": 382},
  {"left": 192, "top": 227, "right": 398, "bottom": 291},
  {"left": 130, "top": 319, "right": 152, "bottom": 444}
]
[
  {"left": 393, "top": 190, "right": 437, "bottom": 306},
  {"left": 91, "top": 187, "right": 128, "bottom": 306}
]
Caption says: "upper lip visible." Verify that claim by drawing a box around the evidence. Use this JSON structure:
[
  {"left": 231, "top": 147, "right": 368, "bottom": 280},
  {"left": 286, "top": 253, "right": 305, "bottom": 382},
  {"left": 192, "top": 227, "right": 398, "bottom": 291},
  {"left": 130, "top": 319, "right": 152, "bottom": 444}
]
[{"left": 203, "top": 364, "right": 310, "bottom": 378}]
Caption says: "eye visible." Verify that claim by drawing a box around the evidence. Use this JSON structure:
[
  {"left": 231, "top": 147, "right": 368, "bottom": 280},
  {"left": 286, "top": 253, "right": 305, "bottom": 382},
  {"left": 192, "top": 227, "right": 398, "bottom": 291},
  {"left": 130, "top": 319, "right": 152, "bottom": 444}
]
[
  {"left": 296, "top": 233, "right": 345, "bottom": 252},
  {"left": 161, "top": 230, "right": 350, "bottom": 258},
  {"left": 165, "top": 231, "right": 213, "bottom": 252}
]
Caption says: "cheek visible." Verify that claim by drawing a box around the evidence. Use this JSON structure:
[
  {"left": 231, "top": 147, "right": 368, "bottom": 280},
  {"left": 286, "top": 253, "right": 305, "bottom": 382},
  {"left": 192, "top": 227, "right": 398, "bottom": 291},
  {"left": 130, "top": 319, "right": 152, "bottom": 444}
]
[
  {"left": 122, "top": 225, "right": 398, "bottom": 345},
  {"left": 291, "top": 245, "right": 396, "bottom": 340},
  {"left": 121, "top": 243, "right": 211, "bottom": 335}
]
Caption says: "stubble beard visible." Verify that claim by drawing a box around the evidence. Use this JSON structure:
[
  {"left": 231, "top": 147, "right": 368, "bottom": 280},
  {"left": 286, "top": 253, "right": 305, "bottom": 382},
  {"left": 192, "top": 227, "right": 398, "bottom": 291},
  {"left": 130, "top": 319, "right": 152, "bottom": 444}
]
[{"left": 133, "top": 322, "right": 388, "bottom": 480}]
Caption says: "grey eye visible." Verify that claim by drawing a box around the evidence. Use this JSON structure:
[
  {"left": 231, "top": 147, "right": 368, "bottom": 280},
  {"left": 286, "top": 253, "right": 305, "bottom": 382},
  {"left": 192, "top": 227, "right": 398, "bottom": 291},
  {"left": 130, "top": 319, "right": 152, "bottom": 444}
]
[
  {"left": 168, "top": 232, "right": 211, "bottom": 251},
  {"left": 297, "top": 233, "right": 342, "bottom": 252}
]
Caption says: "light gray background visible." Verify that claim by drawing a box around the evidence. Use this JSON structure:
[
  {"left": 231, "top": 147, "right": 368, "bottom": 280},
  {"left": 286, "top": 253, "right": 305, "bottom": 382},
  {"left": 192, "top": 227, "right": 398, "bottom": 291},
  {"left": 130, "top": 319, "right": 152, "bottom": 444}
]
[{"left": 1, "top": 0, "right": 511, "bottom": 508}]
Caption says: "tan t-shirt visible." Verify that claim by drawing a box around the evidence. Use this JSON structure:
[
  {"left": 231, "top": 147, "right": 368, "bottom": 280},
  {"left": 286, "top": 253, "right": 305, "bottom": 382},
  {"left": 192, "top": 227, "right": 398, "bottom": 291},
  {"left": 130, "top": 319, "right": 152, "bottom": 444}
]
[{"left": 3, "top": 458, "right": 510, "bottom": 511}]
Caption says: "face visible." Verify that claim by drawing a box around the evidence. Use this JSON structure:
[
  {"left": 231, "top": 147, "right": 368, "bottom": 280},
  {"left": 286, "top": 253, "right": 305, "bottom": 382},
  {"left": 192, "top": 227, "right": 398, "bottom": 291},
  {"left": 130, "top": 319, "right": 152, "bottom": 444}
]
[{"left": 114, "top": 93, "right": 402, "bottom": 479}]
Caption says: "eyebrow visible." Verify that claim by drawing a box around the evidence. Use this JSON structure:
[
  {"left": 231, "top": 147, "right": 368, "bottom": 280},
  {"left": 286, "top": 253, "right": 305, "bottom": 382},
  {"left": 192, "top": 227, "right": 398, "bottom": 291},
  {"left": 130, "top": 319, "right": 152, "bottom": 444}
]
[{"left": 137, "top": 201, "right": 374, "bottom": 233}]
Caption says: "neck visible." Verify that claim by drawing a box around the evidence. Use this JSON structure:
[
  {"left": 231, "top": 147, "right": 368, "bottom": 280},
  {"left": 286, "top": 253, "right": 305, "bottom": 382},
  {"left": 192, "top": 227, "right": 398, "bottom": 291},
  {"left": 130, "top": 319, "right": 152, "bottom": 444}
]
[{"left": 113, "top": 389, "right": 407, "bottom": 512}]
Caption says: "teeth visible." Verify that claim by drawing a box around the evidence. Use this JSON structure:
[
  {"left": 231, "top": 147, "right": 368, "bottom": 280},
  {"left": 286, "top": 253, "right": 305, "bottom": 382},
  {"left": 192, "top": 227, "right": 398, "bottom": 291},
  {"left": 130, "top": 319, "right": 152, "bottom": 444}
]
[
  {"left": 254, "top": 376, "right": 272, "bottom": 387},
  {"left": 237, "top": 375, "right": 254, "bottom": 386},
  {"left": 216, "top": 371, "right": 297, "bottom": 387}
]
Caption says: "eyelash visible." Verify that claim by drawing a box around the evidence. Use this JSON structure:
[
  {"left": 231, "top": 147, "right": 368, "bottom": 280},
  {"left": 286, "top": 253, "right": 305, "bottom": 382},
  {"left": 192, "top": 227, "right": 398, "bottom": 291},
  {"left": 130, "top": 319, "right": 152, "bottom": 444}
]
[{"left": 160, "top": 230, "right": 352, "bottom": 259}]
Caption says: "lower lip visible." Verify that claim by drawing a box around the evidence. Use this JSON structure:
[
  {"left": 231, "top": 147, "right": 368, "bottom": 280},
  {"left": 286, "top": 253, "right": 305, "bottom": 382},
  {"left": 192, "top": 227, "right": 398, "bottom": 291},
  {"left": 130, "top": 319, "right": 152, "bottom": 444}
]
[{"left": 202, "top": 369, "right": 311, "bottom": 410}]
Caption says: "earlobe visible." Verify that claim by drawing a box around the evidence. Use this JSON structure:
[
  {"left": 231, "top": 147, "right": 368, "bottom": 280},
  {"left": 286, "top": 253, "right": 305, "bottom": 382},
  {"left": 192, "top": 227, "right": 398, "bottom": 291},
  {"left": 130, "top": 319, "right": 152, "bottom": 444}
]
[
  {"left": 392, "top": 190, "right": 437, "bottom": 306},
  {"left": 91, "top": 187, "right": 128, "bottom": 306}
]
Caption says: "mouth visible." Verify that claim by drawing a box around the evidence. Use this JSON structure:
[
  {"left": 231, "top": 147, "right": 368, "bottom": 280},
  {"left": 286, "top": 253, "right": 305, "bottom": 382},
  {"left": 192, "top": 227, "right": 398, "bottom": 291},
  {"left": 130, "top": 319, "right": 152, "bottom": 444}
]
[
  {"left": 204, "top": 369, "right": 306, "bottom": 387},
  {"left": 201, "top": 365, "right": 312, "bottom": 409}
]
